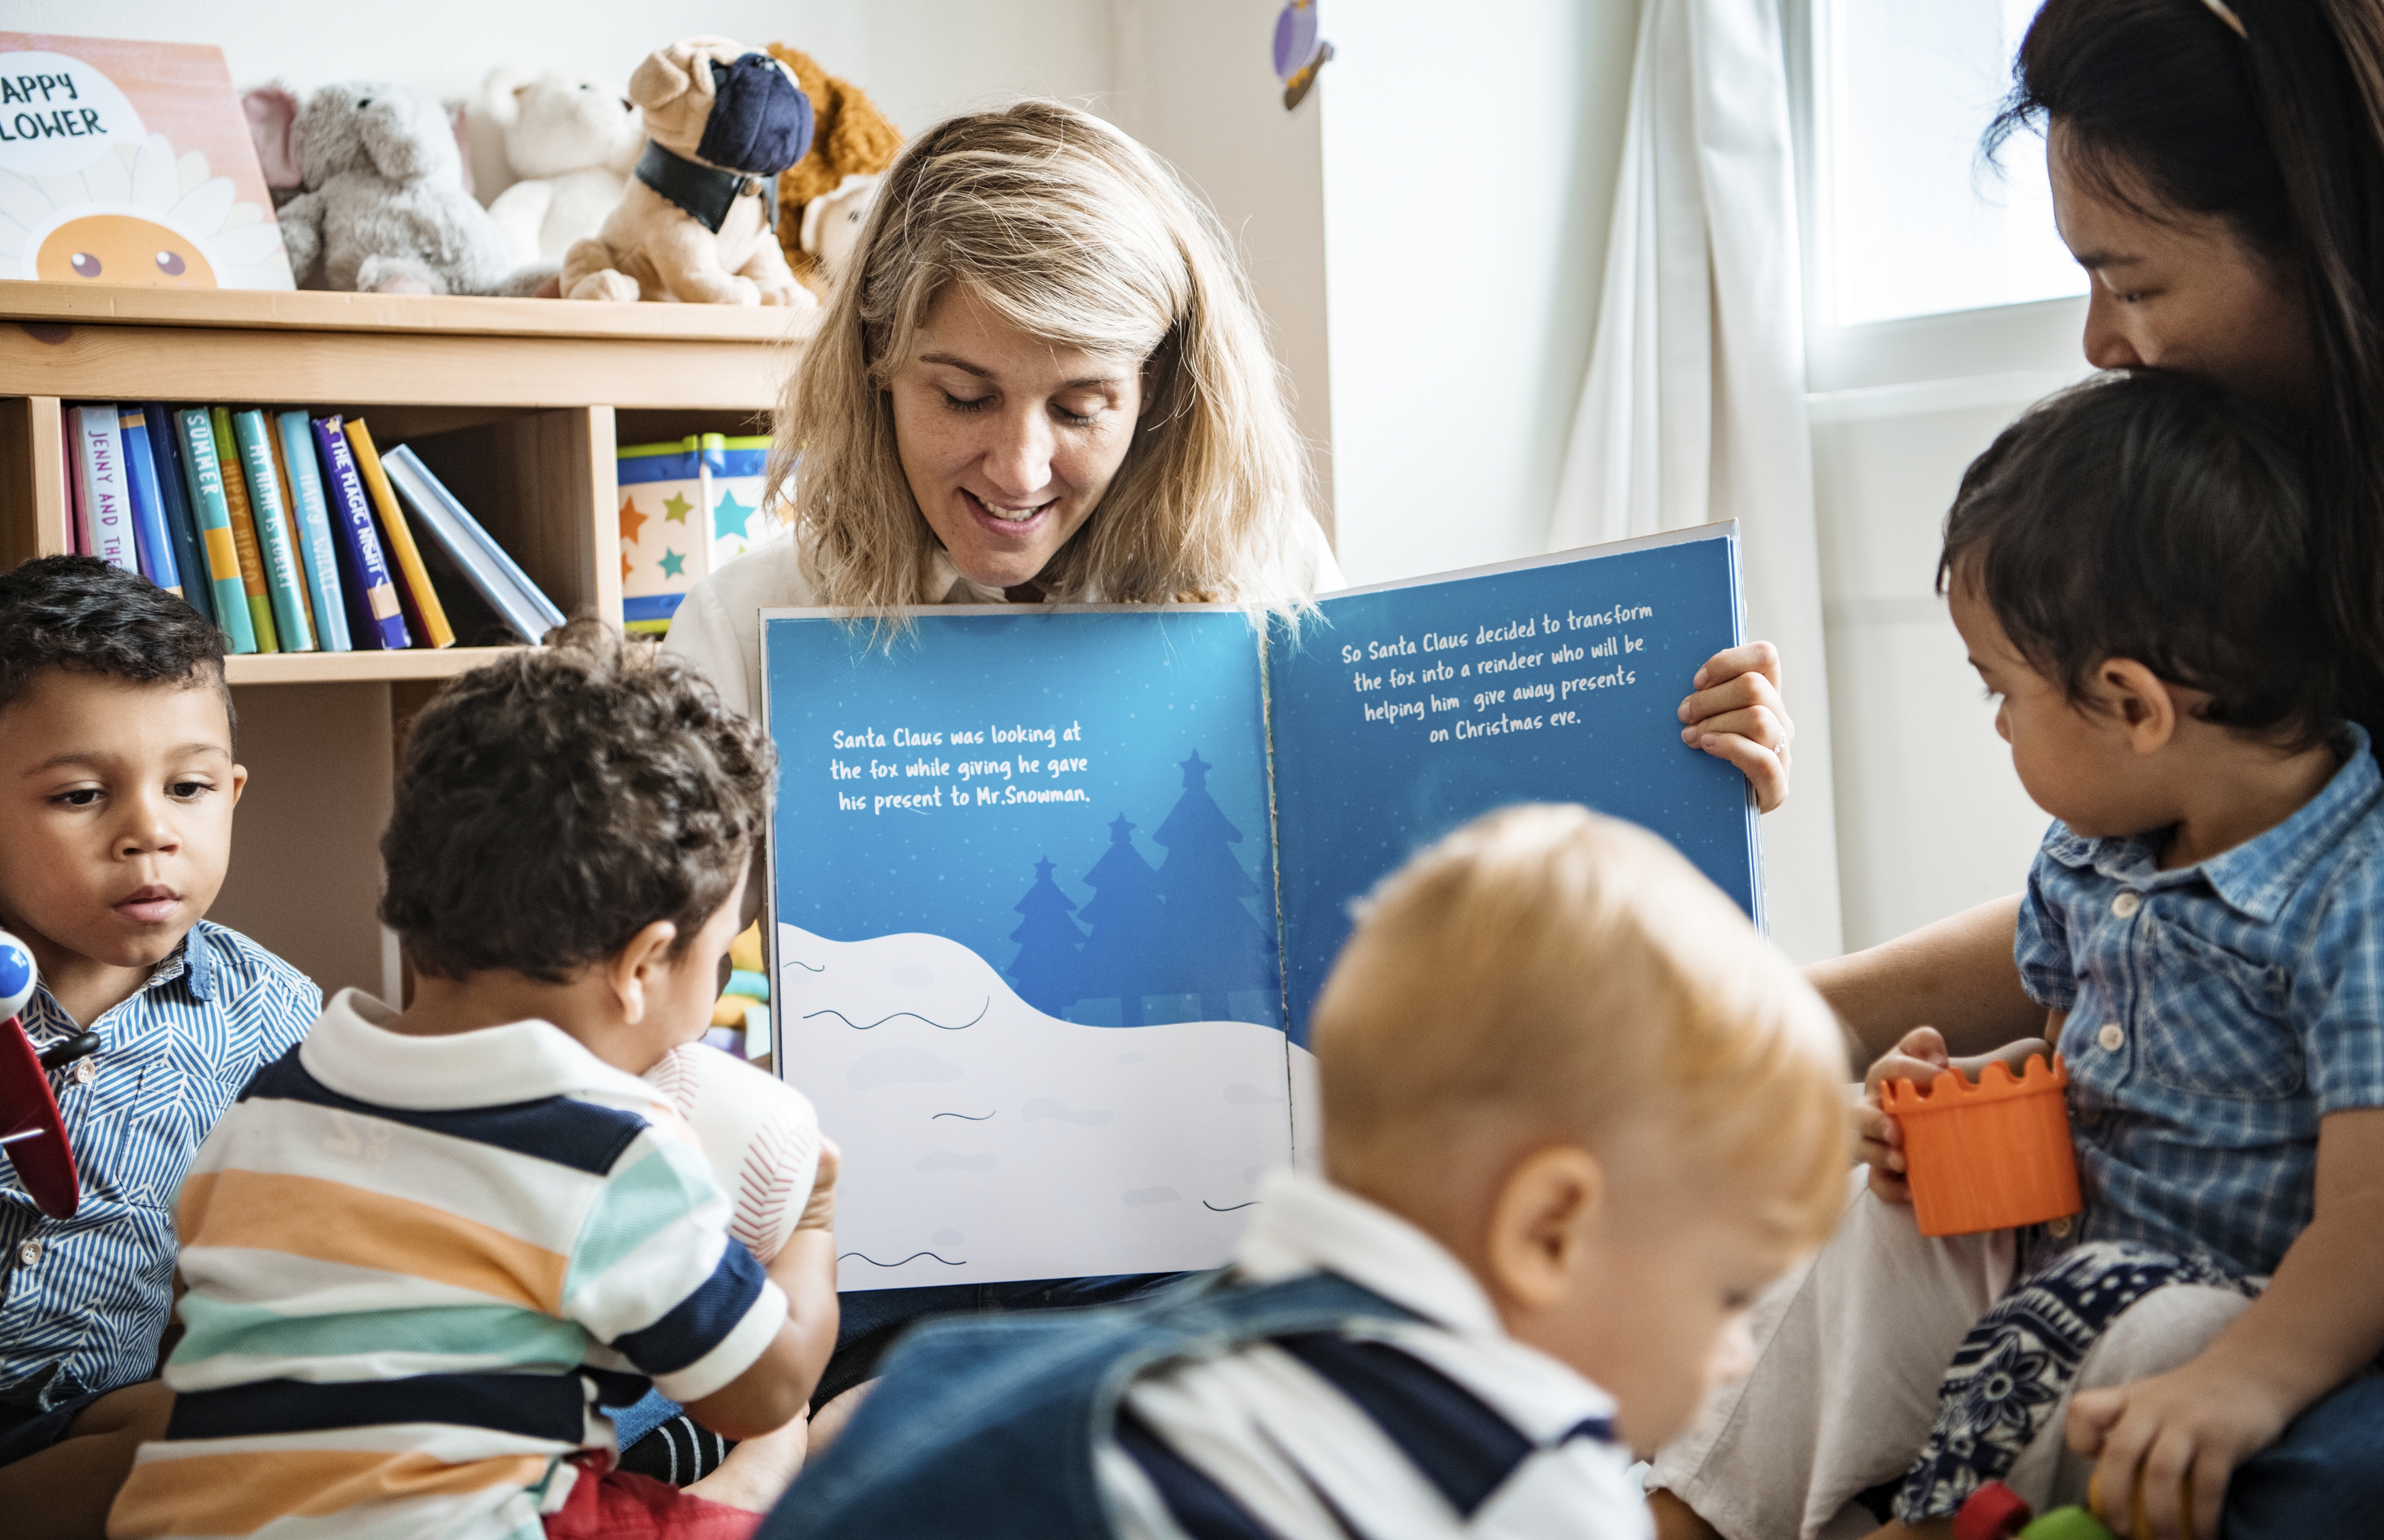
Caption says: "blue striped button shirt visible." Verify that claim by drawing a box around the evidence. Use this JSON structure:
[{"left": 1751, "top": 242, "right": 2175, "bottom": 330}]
[
  {"left": 2016, "top": 727, "right": 2384, "bottom": 1281},
  {"left": 0, "top": 922, "right": 318, "bottom": 1410}
]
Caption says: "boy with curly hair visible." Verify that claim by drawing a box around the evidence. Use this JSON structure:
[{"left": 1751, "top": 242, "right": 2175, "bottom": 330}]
[{"left": 110, "top": 622, "right": 838, "bottom": 1540}]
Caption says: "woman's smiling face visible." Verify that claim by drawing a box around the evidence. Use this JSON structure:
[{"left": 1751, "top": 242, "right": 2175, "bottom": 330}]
[{"left": 886, "top": 286, "right": 1145, "bottom": 593}]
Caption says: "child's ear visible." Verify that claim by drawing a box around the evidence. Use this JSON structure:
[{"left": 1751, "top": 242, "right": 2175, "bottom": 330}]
[
  {"left": 2096, "top": 658, "right": 2180, "bottom": 754},
  {"left": 1483, "top": 1144, "right": 1605, "bottom": 1312},
  {"left": 605, "top": 919, "right": 680, "bottom": 1024}
]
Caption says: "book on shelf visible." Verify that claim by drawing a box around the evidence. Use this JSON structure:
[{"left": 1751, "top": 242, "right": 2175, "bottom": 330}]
[
  {"left": 231, "top": 411, "right": 315, "bottom": 653},
  {"left": 141, "top": 402, "right": 210, "bottom": 624},
  {"left": 69, "top": 405, "right": 138, "bottom": 573},
  {"left": 172, "top": 408, "right": 256, "bottom": 653},
  {"left": 114, "top": 407, "right": 182, "bottom": 599},
  {"left": 617, "top": 434, "right": 772, "bottom": 635},
  {"left": 272, "top": 411, "right": 349, "bottom": 652},
  {"left": 206, "top": 407, "right": 279, "bottom": 653},
  {"left": 0, "top": 33, "right": 294, "bottom": 290},
  {"left": 380, "top": 445, "right": 563, "bottom": 644},
  {"left": 342, "top": 420, "right": 454, "bottom": 650},
  {"left": 761, "top": 523, "right": 1757, "bottom": 1287},
  {"left": 309, "top": 415, "right": 411, "bottom": 652}
]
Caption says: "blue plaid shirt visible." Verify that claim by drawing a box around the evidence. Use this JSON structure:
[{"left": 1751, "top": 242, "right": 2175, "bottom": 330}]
[
  {"left": 0, "top": 922, "right": 317, "bottom": 1410},
  {"left": 2017, "top": 727, "right": 2384, "bottom": 1280}
]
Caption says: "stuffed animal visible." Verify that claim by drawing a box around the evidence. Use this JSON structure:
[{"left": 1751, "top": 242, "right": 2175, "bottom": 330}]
[
  {"left": 765, "top": 46, "right": 903, "bottom": 289},
  {"left": 480, "top": 68, "right": 644, "bottom": 267},
  {"left": 794, "top": 170, "right": 882, "bottom": 300},
  {"left": 562, "top": 37, "right": 814, "bottom": 307},
  {"left": 265, "top": 82, "right": 514, "bottom": 295}
]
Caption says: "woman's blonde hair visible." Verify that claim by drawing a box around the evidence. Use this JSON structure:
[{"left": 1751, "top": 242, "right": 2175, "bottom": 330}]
[
  {"left": 1312, "top": 804, "right": 1851, "bottom": 1249},
  {"left": 771, "top": 99, "right": 1319, "bottom": 612}
]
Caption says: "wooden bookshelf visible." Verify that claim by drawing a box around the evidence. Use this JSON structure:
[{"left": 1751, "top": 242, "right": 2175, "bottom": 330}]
[{"left": 0, "top": 281, "right": 811, "bottom": 999}]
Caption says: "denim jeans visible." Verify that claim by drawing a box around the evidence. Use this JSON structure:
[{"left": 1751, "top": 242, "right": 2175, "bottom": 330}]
[{"left": 2223, "top": 1374, "right": 2384, "bottom": 1539}]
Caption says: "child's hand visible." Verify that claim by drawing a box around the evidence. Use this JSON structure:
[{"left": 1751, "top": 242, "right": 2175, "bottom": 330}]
[
  {"left": 798, "top": 1136, "right": 839, "bottom": 1233},
  {"left": 2067, "top": 1357, "right": 2295, "bottom": 1540},
  {"left": 1678, "top": 642, "right": 1792, "bottom": 812},
  {"left": 1855, "top": 1027, "right": 1954, "bottom": 1202}
]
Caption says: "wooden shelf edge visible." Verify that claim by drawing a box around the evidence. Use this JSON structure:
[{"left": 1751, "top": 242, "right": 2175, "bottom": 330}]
[
  {"left": 0, "top": 282, "right": 819, "bottom": 345},
  {"left": 226, "top": 646, "right": 529, "bottom": 685}
]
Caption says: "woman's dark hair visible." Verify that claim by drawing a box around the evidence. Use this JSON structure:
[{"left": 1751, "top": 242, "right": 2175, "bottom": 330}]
[
  {"left": 381, "top": 620, "right": 776, "bottom": 982},
  {"left": 1939, "top": 370, "right": 2337, "bottom": 749},
  {"left": 1987, "top": 0, "right": 2384, "bottom": 740}
]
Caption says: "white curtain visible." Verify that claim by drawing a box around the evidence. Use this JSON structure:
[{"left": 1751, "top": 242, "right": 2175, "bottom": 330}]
[{"left": 1548, "top": 0, "right": 1843, "bottom": 962}]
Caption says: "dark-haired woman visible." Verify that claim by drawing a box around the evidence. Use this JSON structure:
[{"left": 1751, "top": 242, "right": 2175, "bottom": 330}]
[{"left": 1678, "top": 3, "right": 2384, "bottom": 1537}]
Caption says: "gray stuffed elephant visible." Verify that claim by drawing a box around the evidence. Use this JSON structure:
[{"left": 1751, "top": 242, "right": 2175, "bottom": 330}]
[{"left": 273, "top": 82, "right": 514, "bottom": 295}]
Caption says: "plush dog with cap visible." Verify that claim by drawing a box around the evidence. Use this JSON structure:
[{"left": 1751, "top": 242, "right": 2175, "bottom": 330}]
[{"left": 561, "top": 37, "right": 815, "bottom": 306}]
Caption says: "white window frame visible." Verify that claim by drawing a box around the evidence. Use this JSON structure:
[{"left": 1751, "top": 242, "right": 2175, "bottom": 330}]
[{"left": 1783, "top": 0, "right": 2090, "bottom": 400}]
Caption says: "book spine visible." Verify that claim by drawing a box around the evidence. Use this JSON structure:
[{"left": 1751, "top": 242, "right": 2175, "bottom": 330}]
[
  {"left": 433, "top": 461, "right": 567, "bottom": 631},
  {"left": 208, "top": 407, "right": 280, "bottom": 653},
  {"left": 69, "top": 405, "right": 138, "bottom": 573},
  {"left": 232, "top": 411, "right": 315, "bottom": 652},
  {"left": 174, "top": 409, "right": 258, "bottom": 653},
  {"left": 309, "top": 415, "right": 411, "bottom": 650},
  {"left": 342, "top": 419, "right": 456, "bottom": 649},
  {"left": 144, "top": 403, "right": 213, "bottom": 625},
  {"left": 379, "top": 445, "right": 549, "bottom": 644},
  {"left": 114, "top": 407, "right": 181, "bottom": 595},
  {"left": 275, "top": 411, "right": 350, "bottom": 651}
]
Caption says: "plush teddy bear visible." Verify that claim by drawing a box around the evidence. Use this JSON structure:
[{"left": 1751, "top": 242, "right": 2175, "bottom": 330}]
[
  {"left": 795, "top": 170, "right": 882, "bottom": 300},
  {"left": 562, "top": 37, "right": 815, "bottom": 307},
  {"left": 266, "top": 81, "right": 514, "bottom": 295},
  {"left": 765, "top": 45, "right": 903, "bottom": 290},
  {"left": 480, "top": 68, "right": 644, "bottom": 267}
]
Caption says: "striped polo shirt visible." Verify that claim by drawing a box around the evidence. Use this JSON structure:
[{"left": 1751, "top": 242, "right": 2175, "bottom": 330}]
[
  {"left": 0, "top": 922, "right": 319, "bottom": 1411},
  {"left": 109, "top": 990, "right": 789, "bottom": 1540},
  {"left": 1099, "top": 1172, "right": 1648, "bottom": 1540}
]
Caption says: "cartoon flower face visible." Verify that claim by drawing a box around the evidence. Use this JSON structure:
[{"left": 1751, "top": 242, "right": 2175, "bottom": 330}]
[
  {"left": 0, "top": 132, "right": 291, "bottom": 289},
  {"left": 34, "top": 213, "right": 217, "bottom": 286}
]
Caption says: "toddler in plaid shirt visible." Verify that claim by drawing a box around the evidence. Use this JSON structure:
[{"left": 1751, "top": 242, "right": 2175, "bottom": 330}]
[{"left": 1651, "top": 371, "right": 2384, "bottom": 1540}]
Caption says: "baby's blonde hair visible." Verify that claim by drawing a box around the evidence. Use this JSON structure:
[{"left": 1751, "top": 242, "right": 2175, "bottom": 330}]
[
  {"left": 1313, "top": 804, "right": 1849, "bottom": 1248},
  {"left": 771, "top": 99, "right": 1319, "bottom": 614}
]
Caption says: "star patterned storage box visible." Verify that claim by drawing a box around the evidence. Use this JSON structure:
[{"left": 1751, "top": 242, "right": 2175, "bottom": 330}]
[{"left": 616, "top": 434, "right": 772, "bottom": 633}]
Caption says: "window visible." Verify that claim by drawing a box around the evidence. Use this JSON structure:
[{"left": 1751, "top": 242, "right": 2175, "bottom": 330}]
[{"left": 1810, "top": 0, "right": 2085, "bottom": 328}]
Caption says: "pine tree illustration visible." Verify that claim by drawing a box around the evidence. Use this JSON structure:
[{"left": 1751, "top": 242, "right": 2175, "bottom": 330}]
[
  {"left": 1076, "top": 814, "right": 1167, "bottom": 1026},
  {"left": 1006, "top": 856, "right": 1086, "bottom": 1015},
  {"left": 1151, "top": 751, "right": 1274, "bottom": 1017}
]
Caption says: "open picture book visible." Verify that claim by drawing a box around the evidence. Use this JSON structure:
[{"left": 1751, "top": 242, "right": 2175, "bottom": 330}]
[{"left": 760, "top": 522, "right": 1761, "bottom": 1289}]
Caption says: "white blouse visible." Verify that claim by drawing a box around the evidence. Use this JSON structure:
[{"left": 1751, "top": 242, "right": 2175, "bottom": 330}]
[{"left": 662, "top": 516, "right": 1347, "bottom": 720}]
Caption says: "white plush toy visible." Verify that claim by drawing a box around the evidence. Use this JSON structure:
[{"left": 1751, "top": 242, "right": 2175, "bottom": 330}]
[
  {"left": 480, "top": 68, "right": 644, "bottom": 267},
  {"left": 794, "top": 171, "right": 882, "bottom": 301},
  {"left": 645, "top": 1043, "right": 823, "bottom": 1264}
]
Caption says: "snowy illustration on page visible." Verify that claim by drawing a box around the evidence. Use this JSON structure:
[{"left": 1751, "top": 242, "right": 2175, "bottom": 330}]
[{"left": 764, "top": 523, "right": 1758, "bottom": 1290}]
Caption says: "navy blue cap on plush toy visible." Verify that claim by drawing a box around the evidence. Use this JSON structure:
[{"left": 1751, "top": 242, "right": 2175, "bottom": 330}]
[{"left": 699, "top": 53, "right": 815, "bottom": 175}]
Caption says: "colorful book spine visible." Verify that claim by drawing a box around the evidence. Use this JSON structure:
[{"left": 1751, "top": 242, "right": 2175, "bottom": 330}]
[
  {"left": 231, "top": 411, "right": 315, "bottom": 652},
  {"left": 379, "top": 445, "right": 561, "bottom": 644},
  {"left": 342, "top": 419, "right": 454, "bottom": 650},
  {"left": 273, "top": 411, "right": 349, "bottom": 652},
  {"left": 207, "top": 408, "right": 279, "bottom": 653},
  {"left": 114, "top": 408, "right": 182, "bottom": 597},
  {"left": 309, "top": 415, "right": 411, "bottom": 650},
  {"left": 144, "top": 403, "right": 213, "bottom": 626},
  {"left": 173, "top": 408, "right": 258, "bottom": 653},
  {"left": 69, "top": 405, "right": 138, "bottom": 572}
]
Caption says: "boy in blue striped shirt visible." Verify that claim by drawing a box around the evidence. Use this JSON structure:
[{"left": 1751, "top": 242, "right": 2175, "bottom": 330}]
[{"left": 0, "top": 556, "right": 320, "bottom": 1533}]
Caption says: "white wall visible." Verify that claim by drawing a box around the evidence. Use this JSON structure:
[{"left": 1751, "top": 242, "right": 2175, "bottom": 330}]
[
  {"left": 1810, "top": 352, "right": 2088, "bottom": 949},
  {"left": 1318, "top": 0, "right": 1640, "bottom": 586},
  {"left": 1105, "top": 1, "right": 1336, "bottom": 530}
]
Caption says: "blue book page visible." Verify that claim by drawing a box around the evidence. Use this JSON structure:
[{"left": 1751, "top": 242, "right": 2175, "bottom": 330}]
[
  {"left": 762, "top": 606, "right": 1292, "bottom": 1289},
  {"left": 1269, "top": 524, "right": 1758, "bottom": 1046}
]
